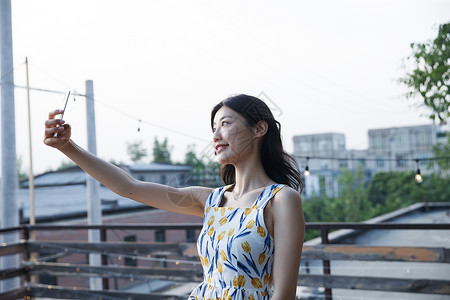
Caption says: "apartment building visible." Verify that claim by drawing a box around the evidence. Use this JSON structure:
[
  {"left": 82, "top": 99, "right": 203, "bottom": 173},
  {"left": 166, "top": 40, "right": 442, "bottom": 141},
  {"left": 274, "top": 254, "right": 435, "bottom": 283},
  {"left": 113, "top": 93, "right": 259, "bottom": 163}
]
[{"left": 293, "top": 124, "right": 440, "bottom": 198}]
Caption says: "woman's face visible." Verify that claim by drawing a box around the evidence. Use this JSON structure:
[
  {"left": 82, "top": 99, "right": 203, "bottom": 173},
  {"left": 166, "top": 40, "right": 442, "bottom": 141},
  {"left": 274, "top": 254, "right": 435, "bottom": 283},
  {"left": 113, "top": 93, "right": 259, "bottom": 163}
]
[{"left": 212, "top": 106, "right": 257, "bottom": 165}]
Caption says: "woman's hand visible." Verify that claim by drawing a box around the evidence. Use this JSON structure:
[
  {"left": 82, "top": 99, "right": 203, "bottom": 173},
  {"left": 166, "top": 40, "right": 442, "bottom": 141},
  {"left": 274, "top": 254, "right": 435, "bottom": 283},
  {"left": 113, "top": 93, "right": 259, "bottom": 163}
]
[{"left": 43, "top": 109, "right": 71, "bottom": 150}]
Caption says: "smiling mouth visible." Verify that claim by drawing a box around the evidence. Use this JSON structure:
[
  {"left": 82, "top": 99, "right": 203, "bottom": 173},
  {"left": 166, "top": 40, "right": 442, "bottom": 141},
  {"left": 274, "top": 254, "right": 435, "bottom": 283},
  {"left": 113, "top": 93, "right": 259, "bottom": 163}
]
[{"left": 215, "top": 144, "right": 229, "bottom": 153}]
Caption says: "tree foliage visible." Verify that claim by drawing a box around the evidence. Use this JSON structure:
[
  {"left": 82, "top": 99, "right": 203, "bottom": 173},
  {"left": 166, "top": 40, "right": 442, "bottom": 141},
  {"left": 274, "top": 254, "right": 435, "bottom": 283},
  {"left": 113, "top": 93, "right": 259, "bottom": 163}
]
[
  {"left": 400, "top": 22, "right": 450, "bottom": 122},
  {"left": 17, "top": 156, "right": 28, "bottom": 181},
  {"left": 152, "top": 137, "right": 172, "bottom": 164},
  {"left": 127, "top": 139, "right": 148, "bottom": 163},
  {"left": 429, "top": 132, "right": 450, "bottom": 176},
  {"left": 303, "top": 168, "right": 449, "bottom": 241},
  {"left": 183, "top": 144, "right": 221, "bottom": 187},
  {"left": 56, "top": 160, "right": 76, "bottom": 171}
]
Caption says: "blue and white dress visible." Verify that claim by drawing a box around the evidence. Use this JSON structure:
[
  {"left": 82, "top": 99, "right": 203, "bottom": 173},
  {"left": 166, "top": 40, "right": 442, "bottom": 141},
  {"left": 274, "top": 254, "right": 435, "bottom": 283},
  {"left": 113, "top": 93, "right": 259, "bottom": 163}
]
[{"left": 189, "top": 184, "right": 285, "bottom": 300}]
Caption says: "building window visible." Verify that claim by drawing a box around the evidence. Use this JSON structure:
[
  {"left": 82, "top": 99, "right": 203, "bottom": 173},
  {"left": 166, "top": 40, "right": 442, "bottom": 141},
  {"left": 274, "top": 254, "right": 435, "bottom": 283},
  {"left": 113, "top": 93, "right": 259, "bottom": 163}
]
[
  {"left": 154, "top": 230, "right": 166, "bottom": 267},
  {"left": 376, "top": 157, "right": 384, "bottom": 168},
  {"left": 124, "top": 235, "right": 137, "bottom": 266},
  {"left": 357, "top": 159, "right": 366, "bottom": 167},
  {"left": 160, "top": 174, "right": 166, "bottom": 184},
  {"left": 320, "top": 159, "right": 329, "bottom": 170},
  {"left": 186, "top": 229, "right": 195, "bottom": 243},
  {"left": 395, "top": 134, "right": 406, "bottom": 147},
  {"left": 318, "top": 140, "right": 329, "bottom": 151},
  {"left": 338, "top": 159, "right": 348, "bottom": 169},
  {"left": 373, "top": 135, "right": 384, "bottom": 149},
  {"left": 298, "top": 142, "right": 310, "bottom": 152},
  {"left": 416, "top": 132, "right": 429, "bottom": 145},
  {"left": 155, "top": 230, "right": 165, "bottom": 242},
  {"left": 396, "top": 155, "right": 406, "bottom": 168}
]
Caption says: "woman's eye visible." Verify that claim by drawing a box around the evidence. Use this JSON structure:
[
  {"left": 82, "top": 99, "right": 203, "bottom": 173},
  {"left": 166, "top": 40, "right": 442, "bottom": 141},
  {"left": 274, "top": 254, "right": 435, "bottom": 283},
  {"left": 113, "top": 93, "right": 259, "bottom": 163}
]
[{"left": 222, "top": 121, "right": 228, "bottom": 126}]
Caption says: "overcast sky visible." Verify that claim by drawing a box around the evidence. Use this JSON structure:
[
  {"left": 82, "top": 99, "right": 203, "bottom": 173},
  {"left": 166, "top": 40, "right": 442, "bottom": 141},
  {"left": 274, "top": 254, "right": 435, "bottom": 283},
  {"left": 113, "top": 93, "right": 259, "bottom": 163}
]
[{"left": 4, "top": 0, "right": 450, "bottom": 175}]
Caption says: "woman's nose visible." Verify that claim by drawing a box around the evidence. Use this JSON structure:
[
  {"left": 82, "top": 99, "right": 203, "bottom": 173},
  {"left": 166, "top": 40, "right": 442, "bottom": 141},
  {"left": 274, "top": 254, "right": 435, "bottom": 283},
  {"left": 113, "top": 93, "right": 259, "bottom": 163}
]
[{"left": 213, "top": 128, "right": 221, "bottom": 142}]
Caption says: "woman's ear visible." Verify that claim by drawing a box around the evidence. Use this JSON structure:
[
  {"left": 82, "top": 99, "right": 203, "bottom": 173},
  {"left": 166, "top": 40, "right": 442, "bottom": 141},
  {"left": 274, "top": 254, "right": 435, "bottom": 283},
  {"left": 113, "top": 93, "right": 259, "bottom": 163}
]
[{"left": 254, "top": 120, "right": 268, "bottom": 138}]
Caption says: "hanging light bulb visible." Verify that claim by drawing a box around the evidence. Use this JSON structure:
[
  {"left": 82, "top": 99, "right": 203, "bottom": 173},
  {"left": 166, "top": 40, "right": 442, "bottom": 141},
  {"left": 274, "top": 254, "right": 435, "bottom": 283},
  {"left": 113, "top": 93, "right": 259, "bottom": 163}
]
[
  {"left": 415, "top": 159, "right": 423, "bottom": 183},
  {"left": 304, "top": 157, "right": 310, "bottom": 177},
  {"left": 415, "top": 169, "right": 423, "bottom": 183},
  {"left": 136, "top": 119, "right": 142, "bottom": 138}
]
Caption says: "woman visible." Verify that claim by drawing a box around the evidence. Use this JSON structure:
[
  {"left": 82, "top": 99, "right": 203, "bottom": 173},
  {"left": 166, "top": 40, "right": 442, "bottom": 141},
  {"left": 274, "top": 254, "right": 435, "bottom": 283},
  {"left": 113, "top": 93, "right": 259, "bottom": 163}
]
[{"left": 44, "top": 94, "right": 305, "bottom": 300}]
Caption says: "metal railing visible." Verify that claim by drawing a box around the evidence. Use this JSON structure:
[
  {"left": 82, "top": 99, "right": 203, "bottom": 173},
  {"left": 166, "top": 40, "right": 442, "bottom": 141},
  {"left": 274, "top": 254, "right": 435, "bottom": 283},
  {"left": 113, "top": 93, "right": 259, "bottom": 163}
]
[{"left": 1, "top": 222, "right": 450, "bottom": 299}]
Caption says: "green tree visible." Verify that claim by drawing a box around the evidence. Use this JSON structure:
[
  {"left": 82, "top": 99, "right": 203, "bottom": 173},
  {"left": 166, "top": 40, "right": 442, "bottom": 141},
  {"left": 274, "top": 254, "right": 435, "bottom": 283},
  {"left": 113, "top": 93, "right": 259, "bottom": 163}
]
[
  {"left": 152, "top": 137, "right": 172, "bottom": 164},
  {"left": 429, "top": 133, "right": 450, "bottom": 176},
  {"left": 17, "top": 156, "right": 28, "bottom": 181},
  {"left": 367, "top": 170, "right": 449, "bottom": 217},
  {"left": 184, "top": 144, "right": 201, "bottom": 166},
  {"left": 334, "top": 167, "right": 371, "bottom": 222},
  {"left": 399, "top": 22, "right": 450, "bottom": 122},
  {"left": 183, "top": 144, "right": 221, "bottom": 186},
  {"left": 56, "top": 160, "right": 76, "bottom": 170},
  {"left": 127, "top": 139, "right": 148, "bottom": 163}
]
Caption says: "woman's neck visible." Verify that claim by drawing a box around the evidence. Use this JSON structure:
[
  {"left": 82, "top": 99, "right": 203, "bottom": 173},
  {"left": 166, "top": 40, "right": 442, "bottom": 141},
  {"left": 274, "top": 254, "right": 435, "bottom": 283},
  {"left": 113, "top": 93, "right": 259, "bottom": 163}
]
[{"left": 233, "top": 152, "right": 272, "bottom": 194}]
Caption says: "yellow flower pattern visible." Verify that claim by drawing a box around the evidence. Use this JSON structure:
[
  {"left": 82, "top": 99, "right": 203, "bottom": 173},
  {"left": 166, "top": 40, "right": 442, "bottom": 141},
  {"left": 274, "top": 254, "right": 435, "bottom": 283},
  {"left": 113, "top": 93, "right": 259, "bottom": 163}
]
[
  {"left": 189, "top": 184, "right": 285, "bottom": 300},
  {"left": 219, "top": 217, "right": 228, "bottom": 226},
  {"left": 218, "top": 231, "right": 226, "bottom": 241}
]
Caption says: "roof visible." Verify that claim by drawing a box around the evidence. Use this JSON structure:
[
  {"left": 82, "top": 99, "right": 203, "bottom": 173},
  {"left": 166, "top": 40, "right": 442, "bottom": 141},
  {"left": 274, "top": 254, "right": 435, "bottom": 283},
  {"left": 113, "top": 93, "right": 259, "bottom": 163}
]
[
  {"left": 20, "top": 163, "right": 193, "bottom": 188},
  {"left": 129, "top": 163, "right": 193, "bottom": 172},
  {"left": 18, "top": 162, "right": 193, "bottom": 222},
  {"left": 18, "top": 184, "right": 144, "bottom": 221}
]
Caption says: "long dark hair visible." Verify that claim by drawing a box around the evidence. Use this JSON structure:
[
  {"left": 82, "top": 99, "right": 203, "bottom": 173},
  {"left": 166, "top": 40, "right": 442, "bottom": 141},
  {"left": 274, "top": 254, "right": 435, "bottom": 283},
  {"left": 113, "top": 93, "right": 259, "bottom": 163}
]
[{"left": 211, "top": 94, "right": 303, "bottom": 192}]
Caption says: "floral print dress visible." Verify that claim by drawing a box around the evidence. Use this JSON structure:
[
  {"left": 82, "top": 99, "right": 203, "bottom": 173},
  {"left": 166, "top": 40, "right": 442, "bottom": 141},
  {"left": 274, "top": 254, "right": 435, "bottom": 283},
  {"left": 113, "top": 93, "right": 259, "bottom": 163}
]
[{"left": 189, "top": 184, "right": 285, "bottom": 300}]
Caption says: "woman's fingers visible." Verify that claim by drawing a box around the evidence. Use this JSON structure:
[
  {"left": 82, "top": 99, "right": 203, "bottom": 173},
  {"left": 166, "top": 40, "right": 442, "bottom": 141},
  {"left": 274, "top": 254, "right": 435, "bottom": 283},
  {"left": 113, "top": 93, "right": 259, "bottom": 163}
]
[
  {"left": 43, "top": 136, "right": 61, "bottom": 146},
  {"left": 45, "top": 118, "right": 64, "bottom": 128},
  {"left": 45, "top": 126, "right": 63, "bottom": 136},
  {"left": 44, "top": 109, "right": 71, "bottom": 149},
  {"left": 48, "top": 109, "right": 64, "bottom": 120}
]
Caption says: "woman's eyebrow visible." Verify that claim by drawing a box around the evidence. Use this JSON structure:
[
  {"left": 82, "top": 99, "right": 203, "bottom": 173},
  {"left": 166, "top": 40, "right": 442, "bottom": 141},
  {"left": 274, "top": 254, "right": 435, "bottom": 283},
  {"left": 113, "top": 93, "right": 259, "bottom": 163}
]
[{"left": 213, "top": 115, "right": 233, "bottom": 125}]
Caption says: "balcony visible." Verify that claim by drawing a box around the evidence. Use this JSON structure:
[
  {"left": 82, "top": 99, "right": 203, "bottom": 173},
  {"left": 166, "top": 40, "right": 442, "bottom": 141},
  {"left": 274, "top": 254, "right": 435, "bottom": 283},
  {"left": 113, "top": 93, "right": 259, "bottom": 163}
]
[{"left": 1, "top": 204, "right": 449, "bottom": 299}]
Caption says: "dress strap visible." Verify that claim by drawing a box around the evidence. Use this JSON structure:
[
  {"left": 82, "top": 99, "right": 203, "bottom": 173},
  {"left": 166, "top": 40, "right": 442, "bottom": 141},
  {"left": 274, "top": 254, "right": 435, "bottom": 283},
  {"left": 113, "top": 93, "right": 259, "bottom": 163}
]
[
  {"left": 207, "top": 185, "right": 233, "bottom": 207},
  {"left": 256, "top": 184, "right": 286, "bottom": 209}
]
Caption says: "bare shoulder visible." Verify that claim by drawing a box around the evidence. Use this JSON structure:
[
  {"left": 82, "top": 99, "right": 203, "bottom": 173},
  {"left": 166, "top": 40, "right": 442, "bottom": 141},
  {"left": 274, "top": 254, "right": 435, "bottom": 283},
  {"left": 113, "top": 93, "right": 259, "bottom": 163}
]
[
  {"left": 271, "top": 186, "right": 304, "bottom": 224},
  {"left": 272, "top": 185, "right": 303, "bottom": 210},
  {"left": 271, "top": 185, "right": 305, "bottom": 234}
]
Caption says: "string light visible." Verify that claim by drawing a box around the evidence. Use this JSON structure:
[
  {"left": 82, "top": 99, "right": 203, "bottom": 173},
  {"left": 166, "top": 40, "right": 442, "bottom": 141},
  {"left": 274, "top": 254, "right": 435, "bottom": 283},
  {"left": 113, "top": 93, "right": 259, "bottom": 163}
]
[
  {"left": 415, "top": 159, "right": 423, "bottom": 183},
  {"left": 304, "top": 157, "right": 310, "bottom": 177},
  {"left": 137, "top": 119, "right": 142, "bottom": 137}
]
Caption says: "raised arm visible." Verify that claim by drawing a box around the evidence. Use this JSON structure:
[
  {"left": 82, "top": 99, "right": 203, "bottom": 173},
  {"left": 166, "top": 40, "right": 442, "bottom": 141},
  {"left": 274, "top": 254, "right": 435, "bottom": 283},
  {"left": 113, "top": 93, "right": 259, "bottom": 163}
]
[{"left": 44, "top": 109, "right": 211, "bottom": 217}]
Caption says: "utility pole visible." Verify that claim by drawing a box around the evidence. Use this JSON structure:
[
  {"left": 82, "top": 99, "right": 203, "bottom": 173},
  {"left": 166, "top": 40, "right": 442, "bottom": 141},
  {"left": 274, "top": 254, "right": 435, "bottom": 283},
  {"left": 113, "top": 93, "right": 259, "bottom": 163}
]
[
  {"left": 85, "top": 80, "right": 102, "bottom": 290},
  {"left": 25, "top": 58, "right": 35, "bottom": 226},
  {"left": 0, "top": 0, "right": 19, "bottom": 291}
]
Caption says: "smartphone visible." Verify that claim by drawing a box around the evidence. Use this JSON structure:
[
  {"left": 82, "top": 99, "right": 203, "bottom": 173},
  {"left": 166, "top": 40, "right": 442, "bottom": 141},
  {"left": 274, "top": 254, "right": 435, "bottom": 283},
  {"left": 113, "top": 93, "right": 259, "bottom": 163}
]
[{"left": 53, "top": 91, "right": 71, "bottom": 137}]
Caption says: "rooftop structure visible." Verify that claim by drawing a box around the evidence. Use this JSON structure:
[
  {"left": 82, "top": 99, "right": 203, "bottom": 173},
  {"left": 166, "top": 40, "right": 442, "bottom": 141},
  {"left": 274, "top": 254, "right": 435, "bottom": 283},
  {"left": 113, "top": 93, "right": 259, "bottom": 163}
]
[
  {"left": 293, "top": 123, "right": 444, "bottom": 198},
  {"left": 19, "top": 163, "right": 193, "bottom": 223}
]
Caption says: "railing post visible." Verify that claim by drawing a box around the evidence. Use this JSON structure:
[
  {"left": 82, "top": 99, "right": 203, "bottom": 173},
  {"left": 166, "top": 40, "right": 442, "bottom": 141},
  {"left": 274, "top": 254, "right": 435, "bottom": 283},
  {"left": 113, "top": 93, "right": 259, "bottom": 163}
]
[
  {"left": 22, "top": 226, "right": 31, "bottom": 284},
  {"left": 100, "top": 228, "right": 109, "bottom": 290},
  {"left": 320, "top": 226, "right": 332, "bottom": 300}
]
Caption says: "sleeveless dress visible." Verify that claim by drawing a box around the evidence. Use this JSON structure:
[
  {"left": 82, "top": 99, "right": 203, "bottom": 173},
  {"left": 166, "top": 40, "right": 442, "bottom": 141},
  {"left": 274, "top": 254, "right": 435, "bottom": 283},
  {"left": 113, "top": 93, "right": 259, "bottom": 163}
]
[{"left": 189, "top": 184, "right": 285, "bottom": 300}]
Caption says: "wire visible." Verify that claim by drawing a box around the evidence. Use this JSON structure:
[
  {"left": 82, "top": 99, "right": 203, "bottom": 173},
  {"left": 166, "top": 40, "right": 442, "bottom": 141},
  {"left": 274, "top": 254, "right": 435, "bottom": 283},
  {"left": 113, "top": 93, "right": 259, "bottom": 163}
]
[
  {"left": 293, "top": 154, "right": 450, "bottom": 162},
  {"left": 10, "top": 63, "right": 449, "bottom": 163},
  {"left": 0, "top": 61, "right": 24, "bottom": 82},
  {"left": 13, "top": 84, "right": 83, "bottom": 96},
  {"left": 89, "top": 96, "right": 210, "bottom": 143},
  {"left": 12, "top": 80, "right": 210, "bottom": 143}
]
